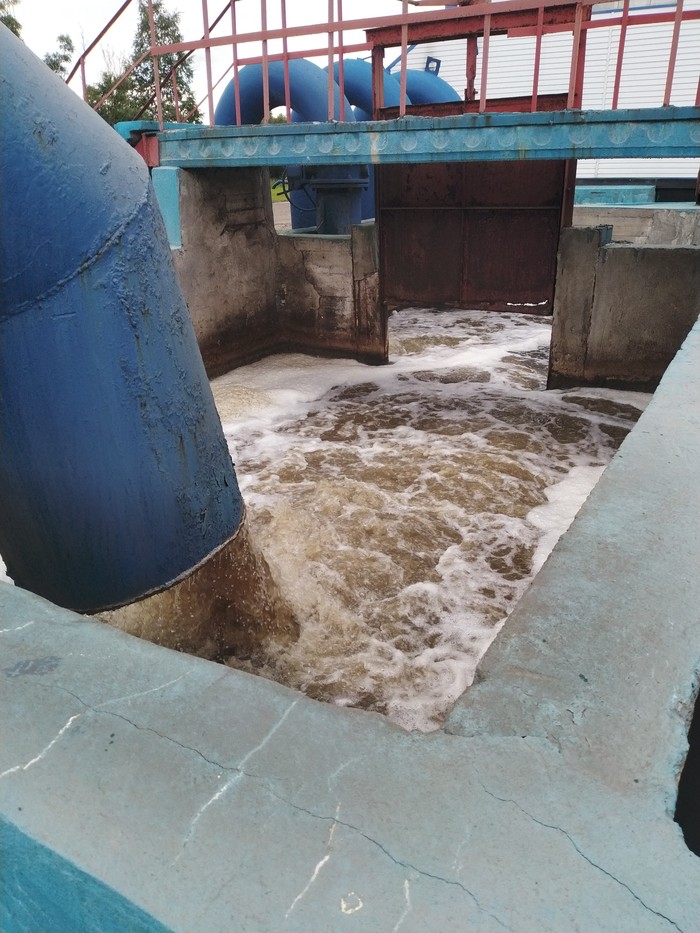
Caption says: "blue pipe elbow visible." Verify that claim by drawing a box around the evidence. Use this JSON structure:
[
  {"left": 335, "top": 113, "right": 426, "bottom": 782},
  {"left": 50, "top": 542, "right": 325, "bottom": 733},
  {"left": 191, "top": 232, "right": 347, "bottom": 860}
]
[
  {"left": 215, "top": 58, "right": 353, "bottom": 126},
  {"left": 403, "top": 69, "right": 462, "bottom": 104},
  {"left": 331, "top": 59, "right": 407, "bottom": 116},
  {"left": 0, "top": 25, "right": 243, "bottom": 612}
]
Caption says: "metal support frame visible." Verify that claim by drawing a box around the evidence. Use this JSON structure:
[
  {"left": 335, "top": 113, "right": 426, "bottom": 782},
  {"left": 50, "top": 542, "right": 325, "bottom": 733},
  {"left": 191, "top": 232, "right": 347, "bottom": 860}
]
[{"left": 66, "top": 1, "right": 700, "bottom": 126}]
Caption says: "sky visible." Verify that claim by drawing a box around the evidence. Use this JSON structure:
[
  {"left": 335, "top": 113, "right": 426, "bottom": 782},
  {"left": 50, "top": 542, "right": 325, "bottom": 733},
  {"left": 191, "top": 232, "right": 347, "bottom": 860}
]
[{"left": 14, "top": 0, "right": 406, "bottom": 111}]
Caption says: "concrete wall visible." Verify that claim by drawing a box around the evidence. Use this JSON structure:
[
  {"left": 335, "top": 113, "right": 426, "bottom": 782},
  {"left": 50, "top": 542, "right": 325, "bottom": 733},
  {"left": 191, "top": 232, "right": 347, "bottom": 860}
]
[
  {"left": 572, "top": 205, "right": 700, "bottom": 245},
  {"left": 159, "top": 167, "right": 387, "bottom": 375},
  {"left": 2, "top": 317, "right": 700, "bottom": 933},
  {"left": 277, "top": 224, "right": 386, "bottom": 364},
  {"left": 548, "top": 226, "right": 700, "bottom": 390},
  {"left": 172, "top": 167, "right": 279, "bottom": 376}
]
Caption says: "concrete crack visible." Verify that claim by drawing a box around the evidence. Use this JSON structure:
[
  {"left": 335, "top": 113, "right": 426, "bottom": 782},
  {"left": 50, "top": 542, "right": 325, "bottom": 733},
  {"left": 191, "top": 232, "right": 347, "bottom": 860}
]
[
  {"left": 245, "top": 780, "right": 512, "bottom": 931},
  {"left": 285, "top": 802, "right": 340, "bottom": 919},
  {"left": 175, "top": 699, "right": 301, "bottom": 862},
  {"left": 392, "top": 878, "right": 413, "bottom": 933},
  {"left": 478, "top": 784, "right": 684, "bottom": 933},
  {"left": 0, "top": 714, "right": 82, "bottom": 779},
  {"left": 0, "top": 621, "right": 35, "bottom": 634},
  {"left": 30, "top": 679, "right": 234, "bottom": 772}
]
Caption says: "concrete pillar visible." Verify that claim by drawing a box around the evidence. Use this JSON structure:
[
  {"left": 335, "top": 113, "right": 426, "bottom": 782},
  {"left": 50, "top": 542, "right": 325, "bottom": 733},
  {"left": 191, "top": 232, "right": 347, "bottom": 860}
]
[
  {"left": 549, "top": 227, "right": 700, "bottom": 391},
  {"left": 171, "top": 167, "right": 279, "bottom": 376},
  {"left": 548, "top": 226, "right": 612, "bottom": 389}
]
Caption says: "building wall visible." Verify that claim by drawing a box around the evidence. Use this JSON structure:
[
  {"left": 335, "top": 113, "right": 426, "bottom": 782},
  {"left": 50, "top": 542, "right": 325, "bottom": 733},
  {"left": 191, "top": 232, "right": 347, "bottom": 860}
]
[{"left": 399, "top": 0, "right": 700, "bottom": 180}]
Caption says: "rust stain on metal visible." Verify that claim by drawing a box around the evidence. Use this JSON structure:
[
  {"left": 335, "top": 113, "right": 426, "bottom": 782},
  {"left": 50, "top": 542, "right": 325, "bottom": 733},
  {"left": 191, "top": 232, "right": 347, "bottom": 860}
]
[{"left": 378, "top": 160, "right": 570, "bottom": 314}]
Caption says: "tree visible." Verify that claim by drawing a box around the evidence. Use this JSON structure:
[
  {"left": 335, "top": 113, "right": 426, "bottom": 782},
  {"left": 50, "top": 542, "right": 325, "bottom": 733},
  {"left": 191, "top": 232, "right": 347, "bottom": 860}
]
[
  {"left": 130, "top": 0, "right": 200, "bottom": 123},
  {"left": 87, "top": 67, "right": 139, "bottom": 127},
  {"left": 0, "top": 0, "right": 21, "bottom": 37},
  {"left": 44, "top": 34, "right": 75, "bottom": 78}
]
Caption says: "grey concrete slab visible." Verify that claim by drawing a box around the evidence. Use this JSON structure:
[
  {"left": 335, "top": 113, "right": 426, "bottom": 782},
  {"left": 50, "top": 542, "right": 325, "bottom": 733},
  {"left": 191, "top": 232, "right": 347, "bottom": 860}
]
[{"left": 1, "top": 570, "right": 699, "bottom": 931}]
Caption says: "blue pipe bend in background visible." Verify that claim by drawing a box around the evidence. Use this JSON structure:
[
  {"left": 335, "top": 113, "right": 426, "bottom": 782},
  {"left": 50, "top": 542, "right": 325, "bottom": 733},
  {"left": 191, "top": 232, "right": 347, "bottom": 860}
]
[
  {"left": 402, "top": 69, "right": 462, "bottom": 104},
  {"left": 330, "top": 59, "right": 407, "bottom": 117},
  {"left": 215, "top": 58, "right": 354, "bottom": 126},
  {"left": 0, "top": 25, "right": 243, "bottom": 613}
]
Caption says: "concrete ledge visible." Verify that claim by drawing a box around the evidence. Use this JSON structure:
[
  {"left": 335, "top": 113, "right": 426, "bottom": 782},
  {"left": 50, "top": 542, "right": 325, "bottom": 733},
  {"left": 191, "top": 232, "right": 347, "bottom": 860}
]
[
  {"left": 573, "top": 204, "right": 700, "bottom": 245},
  {"left": 549, "top": 229, "right": 700, "bottom": 390},
  {"left": 2, "top": 321, "right": 700, "bottom": 930}
]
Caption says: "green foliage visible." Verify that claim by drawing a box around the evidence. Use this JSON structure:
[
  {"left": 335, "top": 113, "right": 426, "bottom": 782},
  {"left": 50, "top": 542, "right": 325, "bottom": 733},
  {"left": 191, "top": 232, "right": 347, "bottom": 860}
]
[
  {"left": 130, "top": 0, "right": 201, "bottom": 123},
  {"left": 83, "top": 1, "right": 201, "bottom": 127},
  {"left": 44, "top": 34, "right": 75, "bottom": 78},
  {"left": 0, "top": 0, "right": 21, "bottom": 36},
  {"left": 87, "top": 67, "right": 139, "bottom": 127}
]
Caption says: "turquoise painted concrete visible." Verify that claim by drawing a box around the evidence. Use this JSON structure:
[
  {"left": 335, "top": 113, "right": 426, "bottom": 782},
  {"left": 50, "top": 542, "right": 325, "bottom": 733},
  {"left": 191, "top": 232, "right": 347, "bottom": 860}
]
[
  {"left": 1, "top": 819, "right": 170, "bottom": 933},
  {"left": 156, "top": 106, "right": 700, "bottom": 168},
  {"left": 575, "top": 184, "right": 657, "bottom": 205},
  {"left": 151, "top": 168, "right": 182, "bottom": 249},
  {"left": 1, "top": 315, "right": 699, "bottom": 931}
]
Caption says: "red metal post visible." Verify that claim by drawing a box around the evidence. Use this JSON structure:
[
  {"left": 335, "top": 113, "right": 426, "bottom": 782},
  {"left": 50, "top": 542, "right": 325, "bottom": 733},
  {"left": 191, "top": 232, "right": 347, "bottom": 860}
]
[
  {"left": 567, "top": 2, "right": 584, "bottom": 109},
  {"left": 147, "top": 0, "right": 164, "bottom": 128},
  {"left": 201, "top": 0, "right": 215, "bottom": 124},
  {"left": 230, "top": 0, "right": 242, "bottom": 125},
  {"left": 372, "top": 45, "right": 385, "bottom": 117},
  {"left": 573, "top": 2, "right": 589, "bottom": 109},
  {"left": 611, "top": 0, "right": 629, "bottom": 110},
  {"left": 400, "top": 0, "right": 409, "bottom": 117},
  {"left": 328, "top": 0, "right": 335, "bottom": 119},
  {"left": 281, "top": 0, "right": 292, "bottom": 122},
  {"left": 530, "top": 3, "right": 544, "bottom": 112},
  {"left": 466, "top": 35, "right": 477, "bottom": 101},
  {"left": 261, "top": 0, "right": 270, "bottom": 123},
  {"left": 663, "top": 0, "right": 684, "bottom": 107},
  {"left": 80, "top": 58, "right": 88, "bottom": 102},
  {"left": 337, "top": 0, "right": 346, "bottom": 121},
  {"left": 172, "top": 71, "right": 180, "bottom": 121},
  {"left": 479, "top": 12, "right": 491, "bottom": 113}
]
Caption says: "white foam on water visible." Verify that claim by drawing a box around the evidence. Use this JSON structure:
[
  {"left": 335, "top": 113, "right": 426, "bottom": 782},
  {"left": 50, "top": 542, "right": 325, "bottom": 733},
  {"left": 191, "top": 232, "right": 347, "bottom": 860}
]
[
  {"left": 210, "top": 308, "right": 651, "bottom": 732},
  {"left": 0, "top": 309, "right": 649, "bottom": 735},
  {"left": 527, "top": 464, "right": 606, "bottom": 575}
]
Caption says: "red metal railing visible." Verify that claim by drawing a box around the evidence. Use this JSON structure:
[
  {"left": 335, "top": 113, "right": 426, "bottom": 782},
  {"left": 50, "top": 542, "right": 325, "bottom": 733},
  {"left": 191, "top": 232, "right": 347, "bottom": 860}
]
[{"left": 65, "top": 0, "right": 700, "bottom": 128}]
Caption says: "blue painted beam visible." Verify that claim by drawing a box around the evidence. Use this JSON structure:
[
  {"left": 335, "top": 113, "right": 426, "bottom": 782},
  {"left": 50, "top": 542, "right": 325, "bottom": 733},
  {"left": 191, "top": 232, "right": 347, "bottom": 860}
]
[{"left": 157, "top": 107, "right": 700, "bottom": 168}]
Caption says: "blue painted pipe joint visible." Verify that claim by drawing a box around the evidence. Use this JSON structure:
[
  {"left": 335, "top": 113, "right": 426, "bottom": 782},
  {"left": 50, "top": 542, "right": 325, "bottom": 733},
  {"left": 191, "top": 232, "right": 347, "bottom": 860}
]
[{"left": 0, "top": 25, "right": 244, "bottom": 613}]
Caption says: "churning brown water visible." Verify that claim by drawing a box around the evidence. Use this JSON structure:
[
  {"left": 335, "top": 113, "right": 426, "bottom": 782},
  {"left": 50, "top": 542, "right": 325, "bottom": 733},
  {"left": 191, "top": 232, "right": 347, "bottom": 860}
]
[{"left": 211, "top": 308, "right": 648, "bottom": 732}]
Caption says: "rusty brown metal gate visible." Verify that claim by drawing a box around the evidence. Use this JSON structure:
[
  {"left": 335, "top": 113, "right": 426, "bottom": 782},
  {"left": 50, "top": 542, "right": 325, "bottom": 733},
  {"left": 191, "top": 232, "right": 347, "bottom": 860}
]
[{"left": 377, "top": 160, "right": 571, "bottom": 314}]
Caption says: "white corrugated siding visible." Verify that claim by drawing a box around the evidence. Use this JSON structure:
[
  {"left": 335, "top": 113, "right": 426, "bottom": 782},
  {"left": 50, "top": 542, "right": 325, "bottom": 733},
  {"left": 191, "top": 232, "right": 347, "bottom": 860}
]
[{"left": 399, "top": 1, "right": 700, "bottom": 179}]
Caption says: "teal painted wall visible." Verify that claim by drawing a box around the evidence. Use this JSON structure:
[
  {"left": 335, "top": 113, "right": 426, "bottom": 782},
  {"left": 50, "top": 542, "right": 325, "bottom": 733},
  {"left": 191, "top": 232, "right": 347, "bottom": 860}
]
[
  {"left": 0, "top": 819, "right": 171, "bottom": 933},
  {"left": 151, "top": 167, "right": 182, "bottom": 249}
]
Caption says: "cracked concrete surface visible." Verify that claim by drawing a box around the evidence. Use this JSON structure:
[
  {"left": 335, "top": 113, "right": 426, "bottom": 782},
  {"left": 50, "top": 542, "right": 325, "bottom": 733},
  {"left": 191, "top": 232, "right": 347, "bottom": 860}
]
[
  {"left": 1, "top": 588, "right": 698, "bottom": 932},
  {"left": 1, "top": 325, "right": 700, "bottom": 930}
]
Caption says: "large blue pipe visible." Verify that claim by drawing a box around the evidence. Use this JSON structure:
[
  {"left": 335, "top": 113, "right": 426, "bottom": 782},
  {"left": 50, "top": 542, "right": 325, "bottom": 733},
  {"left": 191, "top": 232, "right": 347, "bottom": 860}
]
[
  {"left": 331, "top": 59, "right": 406, "bottom": 118},
  {"left": 0, "top": 25, "right": 244, "bottom": 613},
  {"left": 215, "top": 59, "right": 458, "bottom": 229},
  {"left": 403, "top": 69, "right": 462, "bottom": 104},
  {"left": 215, "top": 58, "right": 353, "bottom": 126}
]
